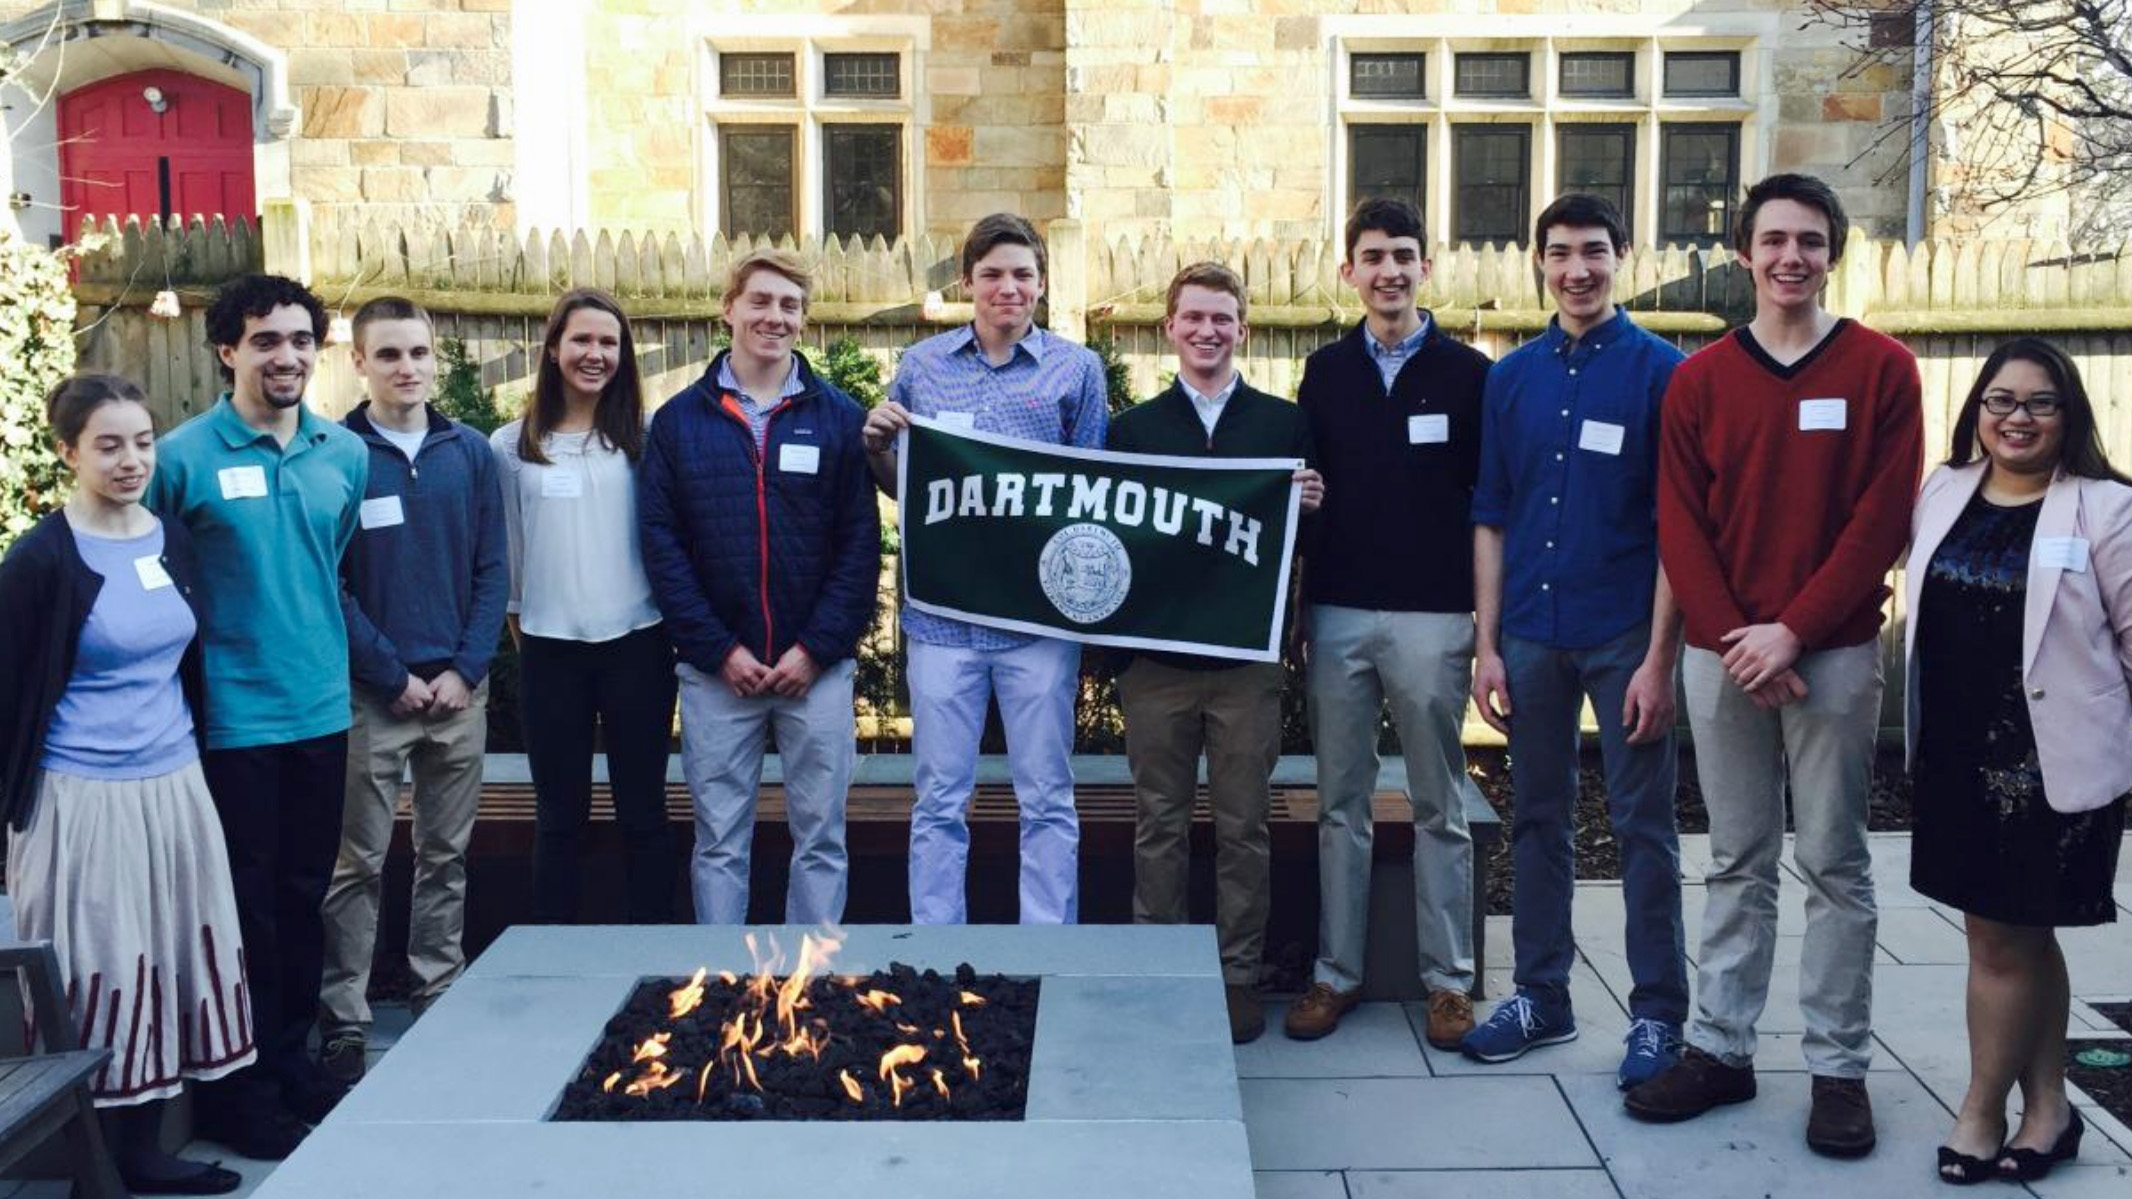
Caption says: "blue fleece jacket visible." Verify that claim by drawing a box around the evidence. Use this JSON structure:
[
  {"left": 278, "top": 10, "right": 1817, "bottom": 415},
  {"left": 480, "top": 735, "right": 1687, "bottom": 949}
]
[
  {"left": 639, "top": 350, "right": 881, "bottom": 675},
  {"left": 341, "top": 402, "right": 511, "bottom": 698}
]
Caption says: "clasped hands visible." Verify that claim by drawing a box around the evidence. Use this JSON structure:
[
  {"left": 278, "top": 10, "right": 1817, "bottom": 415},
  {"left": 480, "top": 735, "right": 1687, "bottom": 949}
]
[
  {"left": 1720, "top": 621, "right": 1810, "bottom": 709},
  {"left": 390, "top": 669, "right": 474, "bottom": 719},
  {"left": 720, "top": 643, "right": 821, "bottom": 700}
]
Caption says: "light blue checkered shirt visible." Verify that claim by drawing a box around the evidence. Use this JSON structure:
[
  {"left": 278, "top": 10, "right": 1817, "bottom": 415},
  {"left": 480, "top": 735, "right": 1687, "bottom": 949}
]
[
  {"left": 1364, "top": 314, "right": 1433, "bottom": 391},
  {"left": 716, "top": 355, "right": 805, "bottom": 451},
  {"left": 891, "top": 324, "right": 1111, "bottom": 649}
]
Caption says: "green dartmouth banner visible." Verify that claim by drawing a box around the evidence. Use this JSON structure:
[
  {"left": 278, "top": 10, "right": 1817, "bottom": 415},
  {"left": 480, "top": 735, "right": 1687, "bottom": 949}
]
[{"left": 898, "top": 416, "right": 1302, "bottom": 661}]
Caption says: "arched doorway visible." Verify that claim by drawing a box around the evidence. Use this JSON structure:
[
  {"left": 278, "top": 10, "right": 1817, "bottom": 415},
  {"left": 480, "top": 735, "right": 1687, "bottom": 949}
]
[{"left": 58, "top": 68, "right": 256, "bottom": 226}]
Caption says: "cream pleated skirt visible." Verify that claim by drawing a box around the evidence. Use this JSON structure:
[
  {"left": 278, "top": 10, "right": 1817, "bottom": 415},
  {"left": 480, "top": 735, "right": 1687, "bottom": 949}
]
[{"left": 7, "top": 760, "right": 256, "bottom": 1106}]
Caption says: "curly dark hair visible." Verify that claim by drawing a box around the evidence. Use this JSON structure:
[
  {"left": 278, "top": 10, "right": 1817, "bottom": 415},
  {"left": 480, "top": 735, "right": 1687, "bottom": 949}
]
[{"left": 204, "top": 274, "right": 329, "bottom": 382}]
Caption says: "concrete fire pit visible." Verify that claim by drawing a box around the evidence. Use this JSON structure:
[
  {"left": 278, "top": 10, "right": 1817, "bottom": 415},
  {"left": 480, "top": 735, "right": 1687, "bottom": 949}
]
[{"left": 254, "top": 925, "right": 1253, "bottom": 1197}]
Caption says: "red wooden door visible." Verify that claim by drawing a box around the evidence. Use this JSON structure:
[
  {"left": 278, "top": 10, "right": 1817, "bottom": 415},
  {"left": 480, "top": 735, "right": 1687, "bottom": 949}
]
[{"left": 58, "top": 69, "right": 255, "bottom": 229}]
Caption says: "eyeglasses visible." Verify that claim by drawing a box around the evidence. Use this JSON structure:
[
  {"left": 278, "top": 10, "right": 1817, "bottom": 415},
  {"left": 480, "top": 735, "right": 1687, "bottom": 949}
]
[{"left": 1980, "top": 394, "right": 2062, "bottom": 418}]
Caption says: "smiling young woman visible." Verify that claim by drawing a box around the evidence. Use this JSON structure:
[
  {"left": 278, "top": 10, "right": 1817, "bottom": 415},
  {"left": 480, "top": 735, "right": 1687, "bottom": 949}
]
[
  {"left": 491, "top": 289, "right": 678, "bottom": 926},
  {"left": 1905, "top": 337, "right": 2132, "bottom": 1184}
]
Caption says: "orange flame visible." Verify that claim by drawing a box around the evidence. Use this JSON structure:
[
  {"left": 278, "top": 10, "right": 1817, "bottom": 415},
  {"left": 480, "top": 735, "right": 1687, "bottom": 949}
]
[
  {"left": 602, "top": 1070, "right": 623, "bottom": 1093},
  {"left": 839, "top": 1069, "right": 864, "bottom": 1103},
  {"left": 623, "top": 1059, "right": 685, "bottom": 1096},
  {"left": 718, "top": 970, "right": 737, "bottom": 986},
  {"left": 959, "top": 991, "right": 987, "bottom": 1006},
  {"left": 951, "top": 1011, "right": 982, "bottom": 1079},
  {"left": 696, "top": 1061, "right": 715, "bottom": 1105},
  {"left": 632, "top": 1032, "right": 671, "bottom": 1063},
  {"left": 930, "top": 1067, "right": 950, "bottom": 1099},
  {"left": 878, "top": 1043, "right": 928, "bottom": 1107},
  {"left": 670, "top": 968, "right": 707, "bottom": 1020},
  {"left": 854, "top": 989, "right": 902, "bottom": 1013}
]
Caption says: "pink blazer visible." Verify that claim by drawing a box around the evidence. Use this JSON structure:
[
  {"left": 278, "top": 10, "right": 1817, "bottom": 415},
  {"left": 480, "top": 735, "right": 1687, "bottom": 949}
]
[{"left": 1904, "top": 463, "right": 2132, "bottom": 813}]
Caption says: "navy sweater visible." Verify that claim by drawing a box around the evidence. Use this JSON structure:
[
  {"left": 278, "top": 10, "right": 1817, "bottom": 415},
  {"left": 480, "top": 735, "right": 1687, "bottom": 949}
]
[
  {"left": 341, "top": 403, "right": 511, "bottom": 698},
  {"left": 639, "top": 350, "right": 881, "bottom": 674},
  {"left": 1297, "top": 318, "right": 1490, "bottom": 613}
]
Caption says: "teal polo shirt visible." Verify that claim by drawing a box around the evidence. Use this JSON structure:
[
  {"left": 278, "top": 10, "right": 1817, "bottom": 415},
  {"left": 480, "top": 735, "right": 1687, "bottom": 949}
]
[{"left": 148, "top": 396, "right": 368, "bottom": 750}]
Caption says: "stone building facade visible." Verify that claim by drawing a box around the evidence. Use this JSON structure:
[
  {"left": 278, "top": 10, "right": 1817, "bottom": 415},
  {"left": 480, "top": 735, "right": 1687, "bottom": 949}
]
[{"left": 0, "top": 0, "right": 2081, "bottom": 251}]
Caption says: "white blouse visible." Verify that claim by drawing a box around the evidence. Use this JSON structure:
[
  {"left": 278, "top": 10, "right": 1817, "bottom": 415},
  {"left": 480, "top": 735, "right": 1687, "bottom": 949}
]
[{"left": 491, "top": 420, "right": 662, "bottom": 643}]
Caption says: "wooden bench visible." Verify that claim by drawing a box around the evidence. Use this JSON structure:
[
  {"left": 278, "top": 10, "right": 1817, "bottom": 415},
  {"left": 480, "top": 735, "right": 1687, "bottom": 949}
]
[
  {"left": 381, "top": 754, "right": 1497, "bottom": 1000},
  {"left": 0, "top": 942, "right": 125, "bottom": 1199}
]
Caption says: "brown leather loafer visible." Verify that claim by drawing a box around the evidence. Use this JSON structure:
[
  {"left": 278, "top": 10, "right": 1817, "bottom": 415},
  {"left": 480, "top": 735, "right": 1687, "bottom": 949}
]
[
  {"left": 1226, "top": 984, "right": 1266, "bottom": 1044},
  {"left": 1807, "top": 1075, "right": 1876, "bottom": 1158},
  {"left": 1623, "top": 1045, "right": 1757, "bottom": 1122},
  {"left": 1282, "top": 982, "right": 1360, "bottom": 1040},
  {"left": 1424, "top": 989, "right": 1475, "bottom": 1050}
]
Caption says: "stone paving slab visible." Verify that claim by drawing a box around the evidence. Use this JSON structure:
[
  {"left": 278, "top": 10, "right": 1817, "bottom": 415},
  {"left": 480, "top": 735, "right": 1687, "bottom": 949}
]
[
  {"left": 1412, "top": 964, "right": 1633, "bottom": 1080},
  {"left": 1236, "top": 1000, "right": 1431, "bottom": 1079},
  {"left": 1026, "top": 973, "right": 1241, "bottom": 1120},
  {"left": 1250, "top": 1171, "right": 1347, "bottom": 1199},
  {"left": 1240, "top": 1077, "right": 1596, "bottom": 1171},
  {"left": 459, "top": 922, "right": 1222, "bottom": 982},
  {"left": 1345, "top": 1168, "right": 1622, "bottom": 1198},
  {"left": 1559, "top": 1069, "right": 1962, "bottom": 1199},
  {"left": 254, "top": 1119, "right": 1255, "bottom": 1198},
  {"left": 2030, "top": 1163, "right": 2132, "bottom": 1198}
]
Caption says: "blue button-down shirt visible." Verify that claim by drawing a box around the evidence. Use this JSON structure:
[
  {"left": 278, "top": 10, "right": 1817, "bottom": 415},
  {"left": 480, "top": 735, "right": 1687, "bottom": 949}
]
[
  {"left": 891, "top": 323, "right": 1110, "bottom": 649},
  {"left": 716, "top": 355, "right": 805, "bottom": 450},
  {"left": 1471, "top": 308, "right": 1685, "bottom": 649},
  {"left": 1364, "top": 314, "right": 1433, "bottom": 391}
]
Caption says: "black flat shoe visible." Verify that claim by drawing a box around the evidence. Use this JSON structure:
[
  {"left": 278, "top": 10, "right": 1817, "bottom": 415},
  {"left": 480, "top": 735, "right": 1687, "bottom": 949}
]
[
  {"left": 120, "top": 1162, "right": 243, "bottom": 1195},
  {"left": 1998, "top": 1105, "right": 2083, "bottom": 1181},
  {"left": 1935, "top": 1144, "right": 1999, "bottom": 1185}
]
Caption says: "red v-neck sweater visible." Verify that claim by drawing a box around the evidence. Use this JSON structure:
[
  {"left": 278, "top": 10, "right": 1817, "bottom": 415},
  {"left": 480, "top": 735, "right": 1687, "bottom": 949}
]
[{"left": 1658, "top": 320, "right": 1923, "bottom": 653}]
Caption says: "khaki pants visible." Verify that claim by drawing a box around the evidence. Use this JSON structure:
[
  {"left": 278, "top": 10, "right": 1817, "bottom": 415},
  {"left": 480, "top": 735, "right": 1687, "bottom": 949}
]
[
  {"left": 319, "top": 682, "right": 487, "bottom": 1035},
  {"left": 1119, "top": 657, "right": 1284, "bottom": 986}
]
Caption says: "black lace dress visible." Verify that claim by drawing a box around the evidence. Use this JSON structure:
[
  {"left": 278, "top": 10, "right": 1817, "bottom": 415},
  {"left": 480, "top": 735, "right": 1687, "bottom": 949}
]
[{"left": 1911, "top": 491, "right": 2127, "bottom": 926}]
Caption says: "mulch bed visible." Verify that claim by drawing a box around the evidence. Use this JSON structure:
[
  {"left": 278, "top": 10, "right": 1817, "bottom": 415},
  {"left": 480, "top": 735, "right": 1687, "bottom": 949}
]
[
  {"left": 1472, "top": 745, "right": 1917, "bottom": 915},
  {"left": 2070, "top": 1001, "right": 2132, "bottom": 1138}
]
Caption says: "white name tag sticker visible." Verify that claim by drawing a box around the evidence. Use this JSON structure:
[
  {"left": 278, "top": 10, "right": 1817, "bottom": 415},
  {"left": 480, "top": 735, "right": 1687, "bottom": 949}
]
[
  {"left": 216, "top": 465, "right": 268, "bottom": 499},
  {"left": 778, "top": 443, "right": 821, "bottom": 475},
  {"left": 1407, "top": 413, "right": 1450, "bottom": 445},
  {"left": 1798, "top": 398, "right": 1848, "bottom": 432},
  {"left": 359, "top": 495, "right": 406, "bottom": 530},
  {"left": 540, "top": 467, "right": 583, "bottom": 499},
  {"left": 2035, "top": 536, "right": 2091, "bottom": 573},
  {"left": 1578, "top": 420, "right": 1626, "bottom": 456},
  {"left": 936, "top": 411, "right": 977, "bottom": 431},
  {"left": 133, "top": 555, "right": 173, "bottom": 591}
]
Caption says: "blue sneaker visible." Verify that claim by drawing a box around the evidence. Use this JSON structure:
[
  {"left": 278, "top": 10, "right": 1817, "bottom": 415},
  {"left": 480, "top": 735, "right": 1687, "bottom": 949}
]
[
  {"left": 1458, "top": 991, "right": 1577, "bottom": 1062},
  {"left": 1618, "top": 1017, "right": 1682, "bottom": 1090}
]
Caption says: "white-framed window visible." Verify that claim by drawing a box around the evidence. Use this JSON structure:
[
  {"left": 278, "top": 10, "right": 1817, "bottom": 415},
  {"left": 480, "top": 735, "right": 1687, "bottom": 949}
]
[
  {"left": 702, "top": 23, "right": 922, "bottom": 242},
  {"left": 1330, "top": 18, "right": 1769, "bottom": 248}
]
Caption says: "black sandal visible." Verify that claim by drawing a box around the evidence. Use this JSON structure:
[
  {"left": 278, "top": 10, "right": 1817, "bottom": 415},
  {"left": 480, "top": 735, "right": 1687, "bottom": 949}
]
[
  {"left": 1997, "top": 1106, "right": 2083, "bottom": 1182},
  {"left": 1935, "top": 1144, "right": 1999, "bottom": 1186}
]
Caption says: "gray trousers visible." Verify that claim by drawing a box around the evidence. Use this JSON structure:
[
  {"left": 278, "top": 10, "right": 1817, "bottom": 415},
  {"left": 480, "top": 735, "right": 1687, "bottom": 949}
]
[
  {"left": 1307, "top": 605, "right": 1478, "bottom": 995},
  {"left": 1682, "top": 642, "right": 1882, "bottom": 1077},
  {"left": 321, "top": 682, "right": 487, "bottom": 1034},
  {"left": 678, "top": 658, "right": 855, "bottom": 926}
]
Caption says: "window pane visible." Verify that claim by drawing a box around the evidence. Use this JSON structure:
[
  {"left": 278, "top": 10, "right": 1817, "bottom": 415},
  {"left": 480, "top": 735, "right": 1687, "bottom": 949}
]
[
  {"left": 824, "top": 125, "right": 900, "bottom": 241},
  {"left": 1556, "top": 125, "right": 1634, "bottom": 238},
  {"left": 1351, "top": 53, "right": 1425, "bottom": 99},
  {"left": 1349, "top": 124, "right": 1426, "bottom": 213},
  {"left": 1662, "top": 51, "right": 1739, "bottom": 97},
  {"left": 1659, "top": 123, "right": 1738, "bottom": 243},
  {"left": 721, "top": 126, "right": 794, "bottom": 238},
  {"left": 1454, "top": 53, "right": 1530, "bottom": 98},
  {"left": 1559, "top": 52, "right": 1633, "bottom": 98},
  {"left": 1454, "top": 125, "right": 1530, "bottom": 245},
  {"left": 721, "top": 52, "right": 796, "bottom": 98},
  {"left": 825, "top": 52, "right": 899, "bottom": 98}
]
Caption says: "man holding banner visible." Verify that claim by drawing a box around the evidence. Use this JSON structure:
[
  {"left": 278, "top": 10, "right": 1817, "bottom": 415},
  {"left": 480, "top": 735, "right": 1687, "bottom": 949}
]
[
  {"left": 861, "top": 213, "right": 1110, "bottom": 925},
  {"left": 1107, "top": 263, "right": 1323, "bottom": 1044}
]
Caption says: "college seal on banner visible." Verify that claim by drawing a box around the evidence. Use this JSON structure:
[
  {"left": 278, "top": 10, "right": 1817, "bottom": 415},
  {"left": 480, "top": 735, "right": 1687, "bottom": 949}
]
[{"left": 1037, "top": 522, "right": 1132, "bottom": 623}]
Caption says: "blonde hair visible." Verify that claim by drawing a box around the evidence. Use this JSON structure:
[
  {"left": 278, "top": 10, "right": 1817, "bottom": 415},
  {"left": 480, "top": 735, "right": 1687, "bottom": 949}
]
[
  {"left": 1165, "top": 261, "right": 1248, "bottom": 323},
  {"left": 724, "top": 249, "right": 813, "bottom": 307}
]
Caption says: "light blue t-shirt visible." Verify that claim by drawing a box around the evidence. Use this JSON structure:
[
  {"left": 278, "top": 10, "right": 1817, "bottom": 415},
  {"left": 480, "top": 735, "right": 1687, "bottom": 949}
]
[
  {"left": 41, "top": 522, "right": 199, "bottom": 778},
  {"left": 147, "top": 397, "right": 368, "bottom": 750}
]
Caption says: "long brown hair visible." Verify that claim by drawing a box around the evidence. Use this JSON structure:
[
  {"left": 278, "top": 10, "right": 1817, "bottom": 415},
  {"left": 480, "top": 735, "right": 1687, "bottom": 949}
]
[
  {"left": 1947, "top": 336, "right": 2130, "bottom": 484},
  {"left": 519, "top": 287, "right": 645, "bottom": 464}
]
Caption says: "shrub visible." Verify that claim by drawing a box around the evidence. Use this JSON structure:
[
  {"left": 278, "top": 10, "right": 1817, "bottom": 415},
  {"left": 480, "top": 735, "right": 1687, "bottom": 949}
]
[
  {"left": 433, "top": 336, "right": 505, "bottom": 434},
  {"left": 0, "top": 232, "right": 78, "bottom": 552}
]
